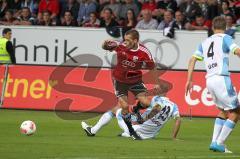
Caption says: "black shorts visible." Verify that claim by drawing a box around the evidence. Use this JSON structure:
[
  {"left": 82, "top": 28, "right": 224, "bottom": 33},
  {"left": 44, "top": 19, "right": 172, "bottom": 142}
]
[{"left": 113, "top": 80, "right": 147, "bottom": 97}]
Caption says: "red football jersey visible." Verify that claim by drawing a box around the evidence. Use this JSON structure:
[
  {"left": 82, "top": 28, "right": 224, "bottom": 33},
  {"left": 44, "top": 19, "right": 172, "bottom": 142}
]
[{"left": 112, "top": 42, "right": 155, "bottom": 84}]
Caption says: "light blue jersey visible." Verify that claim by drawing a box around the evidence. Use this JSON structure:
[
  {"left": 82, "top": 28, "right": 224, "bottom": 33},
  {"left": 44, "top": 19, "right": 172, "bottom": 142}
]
[
  {"left": 193, "top": 34, "right": 239, "bottom": 78},
  {"left": 193, "top": 33, "right": 240, "bottom": 110},
  {"left": 133, "top": 96, "right": 180, "bottom": 139}
]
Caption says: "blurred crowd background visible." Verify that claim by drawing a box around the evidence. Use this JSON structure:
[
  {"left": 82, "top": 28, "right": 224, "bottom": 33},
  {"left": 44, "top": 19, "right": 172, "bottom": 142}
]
[{"left": 0, "top": 0, "right": 239, "bottom": 36}]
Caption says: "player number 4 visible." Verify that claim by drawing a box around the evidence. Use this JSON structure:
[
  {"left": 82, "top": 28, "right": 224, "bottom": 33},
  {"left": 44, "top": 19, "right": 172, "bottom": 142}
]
[{"left": 207, "top": 42, "right": 214, "bottom": 59}]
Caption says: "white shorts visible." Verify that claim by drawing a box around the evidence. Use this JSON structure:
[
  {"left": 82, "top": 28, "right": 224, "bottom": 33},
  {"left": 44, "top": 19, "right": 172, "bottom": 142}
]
[
  {"left": 206, "top": 75, "right": 239, "bottom": 110},
  {"left": 133, "top": 124, "right": 160, "bottom": 139}
]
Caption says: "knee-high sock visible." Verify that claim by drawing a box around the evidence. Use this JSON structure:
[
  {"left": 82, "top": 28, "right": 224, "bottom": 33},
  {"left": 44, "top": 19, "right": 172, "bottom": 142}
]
[
  {"left": 211, "top": 118, "right": 225, "bottom": 143},
  {"left": 91, "top": 111, "right": 114, "bottom": 134},
  {"left": 217, "top": 119, "right": 235, "bottom": 145},
  {"left": 116, "top": 109, "right": 129, "bottom": 134},
  {"left": 121, "top": 113, "right": 139, "bottom": 137}
]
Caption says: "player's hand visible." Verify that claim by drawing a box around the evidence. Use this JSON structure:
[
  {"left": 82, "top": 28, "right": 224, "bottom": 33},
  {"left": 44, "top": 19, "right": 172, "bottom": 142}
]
[
  {"left": 102, "top": 40, "right": 118, "bottom": 51},
  {"left": 185, "top": 81, "right": 193, "bottom": 96}
]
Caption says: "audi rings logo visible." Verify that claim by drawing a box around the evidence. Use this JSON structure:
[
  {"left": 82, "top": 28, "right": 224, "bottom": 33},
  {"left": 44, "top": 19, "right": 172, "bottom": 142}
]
[
  {"left": 121, "top": 60, "right": 136, "bottom": 68},
  {"left": 104, "top": 39, "right": 180, "bottom": 68}
]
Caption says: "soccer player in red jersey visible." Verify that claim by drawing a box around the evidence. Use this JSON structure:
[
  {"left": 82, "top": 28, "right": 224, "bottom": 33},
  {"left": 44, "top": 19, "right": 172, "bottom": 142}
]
[{"left": 82, "top": 29, "right": 160, "bottom": 139}]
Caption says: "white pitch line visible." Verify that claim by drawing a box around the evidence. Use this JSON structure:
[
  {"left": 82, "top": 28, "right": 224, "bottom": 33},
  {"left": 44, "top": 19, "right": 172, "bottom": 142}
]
[
  {"left": 117, "top": 156, "right": 240, "bottom": 159},
  {"left": 41, "top": 155, "right": 240, "bottom": 159}
]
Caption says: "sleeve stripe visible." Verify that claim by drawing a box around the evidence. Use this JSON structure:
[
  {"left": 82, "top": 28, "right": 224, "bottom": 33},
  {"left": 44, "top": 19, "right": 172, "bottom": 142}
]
[
  {"left": 192, "top": 55, "right": 203, "bottom": 61},
  {"left": 139, "top": 46, "right": 153, "bottom": 60},
  {"left": 230, "top": 43, "right": 239, "bottom": 54}
]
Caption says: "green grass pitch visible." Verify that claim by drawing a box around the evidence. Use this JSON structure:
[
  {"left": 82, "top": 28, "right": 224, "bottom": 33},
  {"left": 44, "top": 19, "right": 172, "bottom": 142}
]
[{"left": 0, "top": 109, "right": 239, "bottom": 159}]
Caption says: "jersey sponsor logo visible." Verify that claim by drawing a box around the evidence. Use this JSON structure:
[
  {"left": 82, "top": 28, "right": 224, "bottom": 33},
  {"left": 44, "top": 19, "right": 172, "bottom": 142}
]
[
  {"left": 185, "top": 84, "right": 215, "bottom": 106},
  {"left": 133, "top": 56, "right": 138, "bottom": 62},
  {"left": 121, "top": 60, "right": 136, "bottom": 68},
  {"left": 122, "top": 51, "right": 126, "bottom": 56}
]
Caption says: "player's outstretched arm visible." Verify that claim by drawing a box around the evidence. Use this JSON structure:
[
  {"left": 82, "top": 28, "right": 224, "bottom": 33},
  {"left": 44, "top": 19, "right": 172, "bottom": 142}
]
[
  {"left": 144, "top": 105, "right": 161, "bottom": 121},
  {"left": 150, "top": 66, "right": 162, "bottom": 95},
  {"left": 185, "top": 56, "right": 197, "bottom": 96},
  {"left": 102, "top": 40, "right": 118, "bottom": 51},
  {"left": 172, "top": 117, "right": 181, "bottom": 140}
]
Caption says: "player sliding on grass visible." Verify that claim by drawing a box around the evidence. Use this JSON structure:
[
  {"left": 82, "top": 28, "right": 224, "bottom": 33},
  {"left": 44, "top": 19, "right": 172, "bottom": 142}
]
[
  {"left": 115, "top": 95, "right": 181, "bottom": 140},
  {"left": 81, "top": 29, "right": 160, "bottom": 139},
  {"left": 185, "top": 16, "right": 240, "bottom": 153},
  {"left": 82, "top": 95, "right": 181, "bottom": 140}
]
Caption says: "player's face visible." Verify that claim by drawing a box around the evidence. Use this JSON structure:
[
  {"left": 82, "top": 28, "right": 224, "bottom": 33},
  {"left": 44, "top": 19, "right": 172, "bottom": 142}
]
[
  {"left": 137, "top": 94, "right": 151, "bottom": 108},
  {"left": 123, "top": 34, "right": 138, "bottom": 50}
]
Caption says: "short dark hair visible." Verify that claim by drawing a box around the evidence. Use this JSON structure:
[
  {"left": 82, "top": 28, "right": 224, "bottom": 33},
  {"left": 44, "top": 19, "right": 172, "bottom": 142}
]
[
  {"left": 2, "top": 28, "right": 11, "bottom": 35},
  {"left": 90, "top": 12, "right": 97, "bottom": 16},
  {"left": 125, "top": 29, "right": 139, "bottom": 41},
  {"left": 43, "top": 10, "right": 51, "bottom": 15},
  {"left": 104, "top": 8, "right": 113, "bottom": 14},
  {"left": 5, "top": 9, "right": 13, "bottom": 15},
  {"left": 22, "top": 7, "right": 30, "bottom": 11},
  {"left": 195, "top": 14, "right": 204, "bottom": 19},
  {"left": 225, "top": 14, "right": 233, "bottom": 19},
  {"left": 166, "top": 9, "right": 174, "bottom": 15},
  {"left": 212, "top": 16, "right": 226, "bottom": 30},
  {"left": 64, "top": 10, "right": 72, "bottom": 16}
]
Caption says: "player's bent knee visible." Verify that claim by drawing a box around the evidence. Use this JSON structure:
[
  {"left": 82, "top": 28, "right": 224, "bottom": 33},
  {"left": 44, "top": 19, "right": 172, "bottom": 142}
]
[
  {"left": 118, "top": 99, "right": 128, "bottom": 108},
  {"left": 121, "top": 104, "right": 128, "bottom": 110},
  {"left": 111, "top": 106, "right": 120, "bottom": 114}
]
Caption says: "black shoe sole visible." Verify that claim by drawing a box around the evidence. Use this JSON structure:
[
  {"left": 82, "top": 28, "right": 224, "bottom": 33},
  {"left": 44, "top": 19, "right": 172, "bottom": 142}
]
[{"left": 84, "top": 128, "right": 95, "bottom": 137}]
